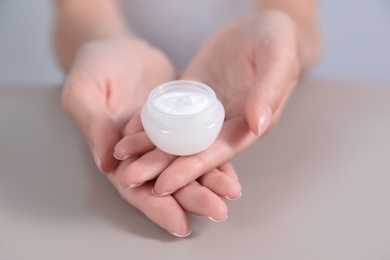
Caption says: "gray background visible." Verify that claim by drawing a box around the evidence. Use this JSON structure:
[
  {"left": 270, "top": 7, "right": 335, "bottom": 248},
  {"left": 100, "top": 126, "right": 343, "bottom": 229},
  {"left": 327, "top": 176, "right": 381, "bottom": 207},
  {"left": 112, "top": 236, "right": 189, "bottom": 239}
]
[{"left": 0, "top": 0, "right": 389, "bottom": 86}]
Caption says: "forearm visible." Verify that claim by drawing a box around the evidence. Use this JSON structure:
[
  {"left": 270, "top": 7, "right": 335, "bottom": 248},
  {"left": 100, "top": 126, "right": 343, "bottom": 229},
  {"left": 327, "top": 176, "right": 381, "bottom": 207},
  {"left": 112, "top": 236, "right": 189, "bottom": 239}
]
[
  {"left": 256, "top": 0, "right": 322, "bottom": 70},
  {"left": 54, "top": 0, "right": 128, "bottom": 71}
]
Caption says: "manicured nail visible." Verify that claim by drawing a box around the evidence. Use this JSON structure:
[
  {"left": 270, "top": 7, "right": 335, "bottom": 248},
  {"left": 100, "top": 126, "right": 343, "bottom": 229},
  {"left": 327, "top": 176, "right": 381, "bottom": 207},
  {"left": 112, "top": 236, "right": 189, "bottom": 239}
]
[
  {"left": 118, "top": 181, "right": 142, "bottom": 189},
  {"left": 208, "top": 215, "right": 228, "bottom": 223},
  {"left": 224, "top": 192, "right": 242, "bottom": 201},
  {"left": 258, "top": 106, "right": 272, "bottom": 137},
  {"left": 168, "top": 230, "right": 192, "bottom": 238},
  {"left": 129, "top": 183, "right": 140, "bottom": 189},
  {"left": 151, "top": 188, "right": 172, "bottom": 197},
  {"left": 113, "top": 152, "right": 129, "bottom": 161},
  {"left": 92, "top": 150, "right": 102, "bottom": 173}
]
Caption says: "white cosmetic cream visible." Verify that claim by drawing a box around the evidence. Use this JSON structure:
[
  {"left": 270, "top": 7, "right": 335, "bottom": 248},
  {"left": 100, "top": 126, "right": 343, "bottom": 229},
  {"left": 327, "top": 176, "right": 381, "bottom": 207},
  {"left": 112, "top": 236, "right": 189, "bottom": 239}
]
[{"left": 141, "top": 80, "right": 225, "bottom": 156}]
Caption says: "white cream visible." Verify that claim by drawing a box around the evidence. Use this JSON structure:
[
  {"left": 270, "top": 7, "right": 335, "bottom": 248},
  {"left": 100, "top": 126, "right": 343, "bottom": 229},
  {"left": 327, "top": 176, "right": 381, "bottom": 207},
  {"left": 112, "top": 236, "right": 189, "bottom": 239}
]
[
  {"left": 154, "top": 92, "right": 211, "bottom": 115},
  {"left": 141, "top": 80, "right": 225, "bottom": 156}
]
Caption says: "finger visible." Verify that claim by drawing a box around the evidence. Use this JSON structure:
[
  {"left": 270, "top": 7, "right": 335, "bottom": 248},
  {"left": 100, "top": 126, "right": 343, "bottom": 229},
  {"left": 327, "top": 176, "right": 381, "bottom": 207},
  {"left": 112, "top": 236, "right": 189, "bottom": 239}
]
[
  {"left": 218, "top": 162, "right": 238, "bottom": 181},
  {"left": 198, "top": 169, "right": 242, "bottom": 201},
  {"left": 114, "top": 131, "right": 155, "bottom": 160},
  {"left": 123, "top": 110, "right": 144, "bottom": 135},
  {"left": 245, "top": 31, "right": 300, "bottom": 137},
  {"left": 62, "top": 76, "right": 121, "bottom": 173},
  {"left": 153, "top": 116, "right": 256, "bottom": 196},
  {"left": 119, "top": 148, "right": 177, "bottom": 189},
  {"left": 106, "top": 173, "right": 191, "bottom": 237},
  {"left": 173, "top": 181, "right": 228, "bottom": 222}
]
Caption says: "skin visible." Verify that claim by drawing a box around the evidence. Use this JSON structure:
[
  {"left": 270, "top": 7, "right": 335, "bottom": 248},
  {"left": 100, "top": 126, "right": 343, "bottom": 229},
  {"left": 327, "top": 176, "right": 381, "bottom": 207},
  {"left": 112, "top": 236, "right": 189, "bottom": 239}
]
[{"left": 55, "top": 0, "right": 321, "bottom": 237}]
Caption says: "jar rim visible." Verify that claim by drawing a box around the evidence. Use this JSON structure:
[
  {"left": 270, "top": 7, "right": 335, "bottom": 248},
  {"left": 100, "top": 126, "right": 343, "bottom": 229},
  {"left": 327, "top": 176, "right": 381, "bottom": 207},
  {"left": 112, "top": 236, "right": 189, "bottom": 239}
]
[{"left": 146, "top": 80, "right": 218, "bottom": 120}]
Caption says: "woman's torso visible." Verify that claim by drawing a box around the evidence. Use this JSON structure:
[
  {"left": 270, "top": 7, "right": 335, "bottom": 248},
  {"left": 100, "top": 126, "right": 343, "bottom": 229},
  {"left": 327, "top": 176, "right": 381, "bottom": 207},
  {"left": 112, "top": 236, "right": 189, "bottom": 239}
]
[{"left": 120, "top": 0, "right": 254, "bottom": 71}]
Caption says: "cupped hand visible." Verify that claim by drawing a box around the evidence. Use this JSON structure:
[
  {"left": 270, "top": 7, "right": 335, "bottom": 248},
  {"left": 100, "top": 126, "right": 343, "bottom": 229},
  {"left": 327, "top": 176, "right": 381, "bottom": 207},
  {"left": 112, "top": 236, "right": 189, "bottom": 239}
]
[
  {"left": 113, "top": 110, "right": 241, "bottom": 235},
  {"left": 106, "top": 159, "right": 238, "bottom": 237},
  {"left": 62, "top": 36, "right": 177, "bottom": 173},
  {"left": 117, "top": 11, "right": 303, "bottom": 196}
]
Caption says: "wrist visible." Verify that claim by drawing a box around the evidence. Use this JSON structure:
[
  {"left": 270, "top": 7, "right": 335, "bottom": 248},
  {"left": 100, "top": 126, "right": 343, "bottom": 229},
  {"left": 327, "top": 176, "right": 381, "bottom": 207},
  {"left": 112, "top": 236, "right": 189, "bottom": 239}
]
[
  {"left": 262, "top": 9, "right": 322, "bottom": 71},
  {"left": 55, "top": 29, "right": 134, "bottom": 72},
  {"left": 54, "top": 0, "right": 129, "bottom": 71},
  {"left": 292, "top": 15, "right": 322, "bottom": 71},
  {"left": 255, "top": 2, "right": 322, "bottom": 71}
]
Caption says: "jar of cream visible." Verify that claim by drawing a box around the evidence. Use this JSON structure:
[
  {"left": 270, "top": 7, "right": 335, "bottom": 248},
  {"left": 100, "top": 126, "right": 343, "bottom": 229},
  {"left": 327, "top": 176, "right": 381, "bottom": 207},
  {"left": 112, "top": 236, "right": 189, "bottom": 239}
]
[{"left": 141, "top": 80, "right": 225, "bottom": 156}]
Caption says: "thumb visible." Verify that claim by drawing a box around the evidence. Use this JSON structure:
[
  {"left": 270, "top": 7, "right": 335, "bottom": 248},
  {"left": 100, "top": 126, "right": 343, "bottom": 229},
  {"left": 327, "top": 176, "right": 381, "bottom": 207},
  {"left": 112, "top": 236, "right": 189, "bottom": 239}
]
[
  {"left": 245, "top": 51, "right": 300, "bottom": 137},
  {"left": 88, "top": 114, "right": 122, "bottom": 173},
  {"left": 62, "top": 78, "right": 121, "bottom": 174}
]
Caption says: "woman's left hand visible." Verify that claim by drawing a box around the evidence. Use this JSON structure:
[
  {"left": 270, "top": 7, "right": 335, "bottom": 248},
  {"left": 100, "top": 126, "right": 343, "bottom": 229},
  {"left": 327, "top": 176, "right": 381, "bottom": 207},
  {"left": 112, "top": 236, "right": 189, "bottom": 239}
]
[{"left": 117, "top": 10, "right": 320, "bottom": 196}]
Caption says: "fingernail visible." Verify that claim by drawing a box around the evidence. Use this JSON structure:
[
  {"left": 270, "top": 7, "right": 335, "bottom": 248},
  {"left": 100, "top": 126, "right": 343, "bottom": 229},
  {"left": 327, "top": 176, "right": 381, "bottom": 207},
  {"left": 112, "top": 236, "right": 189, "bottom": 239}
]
[
  {"left": 258, "top": 106, "right": 272, "bottom": 137},
  {"left": 151, "top": 188, "right": 172, "bottom": 197},
  {"left": 224, "top": 192, "right": 242, "bottom": 201},
  {"left": 118, "top": 181, "right": 142, "bottom": 189},
  {"left": 208, "top": 215, "right": 228, "bottom": 223},
  {"left": 129, "top": 183, "right": 141, "bottom": 189},
  {"left": 92, "top": 150, "right": 102, "bottom": 173},
  {"left": 113, "top": 152, "right": 129, "bottom": 161},
  {"left": 168, "top": 230, "right": 192, "bottom": 238}
]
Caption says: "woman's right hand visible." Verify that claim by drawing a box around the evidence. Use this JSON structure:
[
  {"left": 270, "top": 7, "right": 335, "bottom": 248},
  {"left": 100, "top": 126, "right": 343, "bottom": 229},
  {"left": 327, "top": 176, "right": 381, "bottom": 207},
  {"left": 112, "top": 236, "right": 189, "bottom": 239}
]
[
  {"left": 62, "top": 36, "right": 240, "bottom": 236},
  {"left": 62, "top": 36, "right": 176, "bottom": 173}
]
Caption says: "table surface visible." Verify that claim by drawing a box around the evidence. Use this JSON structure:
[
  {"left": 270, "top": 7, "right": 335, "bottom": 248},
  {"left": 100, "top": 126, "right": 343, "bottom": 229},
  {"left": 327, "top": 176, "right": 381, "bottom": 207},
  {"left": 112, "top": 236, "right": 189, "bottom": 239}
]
[{"left": 1, "top": 80, "right": 389, "bottom": 260}]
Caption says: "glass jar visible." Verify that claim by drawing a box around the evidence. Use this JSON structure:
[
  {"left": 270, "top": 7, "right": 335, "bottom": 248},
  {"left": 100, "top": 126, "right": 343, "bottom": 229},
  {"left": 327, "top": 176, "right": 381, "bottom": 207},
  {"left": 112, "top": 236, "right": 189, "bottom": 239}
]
[{"left": 141, "top": 80, "right": 225, "bottom": 156}]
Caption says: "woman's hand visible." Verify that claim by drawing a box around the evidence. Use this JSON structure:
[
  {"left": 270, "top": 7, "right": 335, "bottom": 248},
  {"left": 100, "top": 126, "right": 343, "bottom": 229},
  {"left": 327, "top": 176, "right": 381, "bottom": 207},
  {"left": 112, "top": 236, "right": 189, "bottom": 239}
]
[
  {"left": 106, "top": 159, "right": 239, "bottom": 237},
  {"left": 62, "top": 36, "right": 176, "bottom": 173},
  {"left": 153, "top": 11, "right": 307, "bottom": 194}
]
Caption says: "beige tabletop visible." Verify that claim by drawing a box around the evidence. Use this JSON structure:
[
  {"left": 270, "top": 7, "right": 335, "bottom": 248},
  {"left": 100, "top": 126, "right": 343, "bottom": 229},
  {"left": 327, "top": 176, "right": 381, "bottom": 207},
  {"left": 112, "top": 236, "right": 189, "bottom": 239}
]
[{"left": 1, "top": 80, "right": 389, "bottom": 259}]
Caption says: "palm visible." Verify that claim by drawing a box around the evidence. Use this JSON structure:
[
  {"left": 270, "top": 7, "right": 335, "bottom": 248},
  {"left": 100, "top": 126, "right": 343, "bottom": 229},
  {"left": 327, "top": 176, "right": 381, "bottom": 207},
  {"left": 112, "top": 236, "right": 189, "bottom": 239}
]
[
  {"left": 185, "top": 11, "right": 301, "bottom": 152},
  {"left": 182, "top": 16, "right": 266, "bottom": 164},
  {"left": 184, "top": 27, "right": 253, "bottom": 121},
  {"left": 80, "top": 39, "right": 177, "bottom": 127},
  {"left": 63, "top": 37, "right": 177, "bottom": 172}
]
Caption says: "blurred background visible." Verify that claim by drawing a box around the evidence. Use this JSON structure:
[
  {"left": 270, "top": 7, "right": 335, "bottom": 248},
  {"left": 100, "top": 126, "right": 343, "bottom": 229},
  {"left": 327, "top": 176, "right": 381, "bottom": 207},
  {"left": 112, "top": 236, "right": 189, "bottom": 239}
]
[{"left": 0, "top": 0, "right": 389, "bottom": 86}]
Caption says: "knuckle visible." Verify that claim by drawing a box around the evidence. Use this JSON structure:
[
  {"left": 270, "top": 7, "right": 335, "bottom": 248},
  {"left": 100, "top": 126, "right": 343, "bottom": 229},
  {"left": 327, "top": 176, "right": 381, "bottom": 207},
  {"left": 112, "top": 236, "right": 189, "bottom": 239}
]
[
  {"left": 213, "top": 171, "right": 230, "bottom": 186},
  {"left": 190, "top": 156, "right": 208, "bottom": 173}
]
